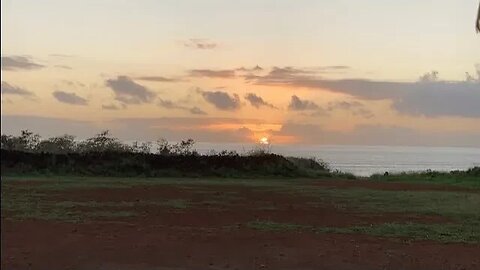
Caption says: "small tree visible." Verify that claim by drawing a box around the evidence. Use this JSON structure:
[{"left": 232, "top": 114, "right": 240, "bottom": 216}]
[
  {"left": 36, "top": 135, "right": 77, "bottom": 154},
  {"left": 77, "top": 130, "right": 130, "bottom": 153},
  {"left": 156, "top": 138, "right": 172, "bottom": 155},
  {"left": 155, "top": 138, "right": 197, "bottom": 156},
  {"left": 171, "top": 139, "right": 197, "bottom": 155},
  {"left": 132, "top": 141, "right": 152, "bottom": 154},
  {"left": 1, "top": 130, "right": 41, "bottom": 152}
]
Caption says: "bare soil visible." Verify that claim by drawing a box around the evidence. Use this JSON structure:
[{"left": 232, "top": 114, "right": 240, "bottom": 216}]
[{"left": 2, "top": 179, "right": 479, "bottom": 270}]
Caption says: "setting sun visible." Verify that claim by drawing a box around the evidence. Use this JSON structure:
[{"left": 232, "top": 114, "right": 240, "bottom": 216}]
[{"left": 259, "top": 137, "right": 270, "bottom": 145}]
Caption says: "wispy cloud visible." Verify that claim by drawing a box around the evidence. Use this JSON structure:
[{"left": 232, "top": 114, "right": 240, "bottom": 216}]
[
  {"left": 1, "top": 56, "right": 45, "bottom": 71},
  {"left": 49, "top": 54, "right": 75, "bottom": 58},
  {"left": 54, "top": 65, "right": 72, "bottom": 70},
  {"left": 199, "top": 90, "right": 241, "bottom": 111},
  {"left": 183, "top": 39, "right": 217, "bottom": 50},
  {"left": 189, "top": 107, "right": 208, "bottom": 115},
  {"left": 136, "top": 76, "right": 181, "bottom": 82},
  {"left": 158, "top": 98, "right": 207, "bottom": 115},
  {"left": 52, "top": 91, "right": 88, "bottom": 105},
  {"left": 275, "top": 123, "right": 480, "bottom": 147},
  {"left": 236, "top": 65, "right": 263, "bottom": 72},
  {"left": 1, "top": 82, "right": 35, "bottom": 97},
  {"left": 102, "top": 103, "right": 127, "bottom": 110},
  {"left": 61, "top": 80, "right": 86, "bottom": 88},
  {"left": 189, "top": 69, "right": 235, "bottom": 78},
  {"left": 105, "top": 76, "right": 156, "bottom": 104},
  {"left": 327, "top": 101, "right": 374, "bottom": 118},
  {"left": 249, "top": 66, "right": 480, "bottom": 118},
  {"left": 288, "top": 95, "right": 319, "bottom": 111},
  {"left": 244, "top": 93, "right": 277, "bottom": 109}
]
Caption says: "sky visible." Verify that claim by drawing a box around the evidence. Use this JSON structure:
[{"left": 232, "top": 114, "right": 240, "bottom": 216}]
[{"left": 1, "top": 0, "right": 480, "bottom": 146}]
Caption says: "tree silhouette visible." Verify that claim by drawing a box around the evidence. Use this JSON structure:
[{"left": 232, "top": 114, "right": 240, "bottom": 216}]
[{"left": 477, "top": 1, "right": 480, "bottom": 32}]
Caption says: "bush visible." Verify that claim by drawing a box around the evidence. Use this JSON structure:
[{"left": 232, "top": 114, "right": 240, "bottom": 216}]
[{"left": 1, "top": 130, "right": 333, "bottom": 178}]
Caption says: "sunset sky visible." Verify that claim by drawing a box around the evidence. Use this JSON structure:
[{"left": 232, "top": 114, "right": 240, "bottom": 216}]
[{"left": 2, "top": 0, "right": 480, "bottom": 146}]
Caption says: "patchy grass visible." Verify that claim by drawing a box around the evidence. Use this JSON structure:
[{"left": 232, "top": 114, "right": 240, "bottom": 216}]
[
  {"left": 287, "top": 187, "right": 480, "bottom": 218},
  {"left": 2, "top": 175, "right": 480, "bottom": 243},
  {"left": 346, "top": 223, "right": 480, "bottom": 243},
  {"left": 1, "top": 176, "right": 304, "bottom": 191},
  {"left": 1, "top": 190, "right": 136, "bottom": 222},
  {"left": 160, "top": 199, "right": 189, "bottom": 209},
  {"left": 247, "top": 220, "right": 310, "bottom": 232},
  {"left": 277, "top": 185, "right": 480, "bottom": 243},
  {"left": 370, "top": 172, "right": 480, "bottom": 189},
  {"left": 247, "top": 221, "right": 480, "bottom": 243},
  {"left": 1, "top": 185, "right": 188, "bottom": 222}
]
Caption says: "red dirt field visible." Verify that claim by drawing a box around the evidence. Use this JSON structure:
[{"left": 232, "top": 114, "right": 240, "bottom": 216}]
[{"left": 2, "top": 179, "right": 480, "bottom": 270}]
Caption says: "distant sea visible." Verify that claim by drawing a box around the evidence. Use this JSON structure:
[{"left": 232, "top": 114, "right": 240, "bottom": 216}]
[{"left": 195, "top": 143, "right": 480, "bottom": 177}]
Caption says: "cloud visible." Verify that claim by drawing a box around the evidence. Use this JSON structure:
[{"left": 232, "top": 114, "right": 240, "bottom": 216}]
[
  {"left": 1, "top": 115, "right": 95, "bottom": 139},
  {"left": 1, "top": 56, "right": 45, "bottom": 71},
  {"left": 54, "top": 65, "right": 72, "bottom": 70},
  {"left": 352, "top": 108, "right": 375, "bottom": 119},
  {"left": 190, "top": 107, "right": 207, "bottom": 115},
  {"left": 2, "top": 115, "right": 260, "bottom": 142},
  {"left": 244, "top": 93, "right": 277, "bottom": 109},
  {"left": 327, "top": 101, "right": 374, "bottom": 118},
  {"left": 158, "top": 98, "right": 208, "bottom": 115},
  {"left": 4, "top": 115, "right": 480, "bottom": 147},
  {"left": 327, "top": 101, "right": 363, "bottom": 110},
  {"left": 183, "top": 39, "right": 217, "bottom": 50},
  {"left": 236, "top": 65, "right": 263, "bottom": 72},
  {"left": 52, "top": 91, "right": 88, "bottom": 105},
  {"left": 244, "top": 66, "right": 316, "bottom": 83},
  {"left": 250, "top": 67, "right": 480, "bottom": 118},
  {"left": 200, "top": 90, "right": 241, "bottom": 111},
  {"left": 314, "top": 65, "right": 351, "bottom": 73},
  {"left": 1, "top": 82, "right": 35, "bottom": 97},
  {"left": 49, "top": 54, "right": 75, "bottom": 58},
  {"left": 288, "top": 95, "right": 319, "bottom": 111},
  {"left": 105, "top": 76, "right": 156, "bottom": 104},
  {"left": 275, "top": 122, "right": 480, "bottom": 147},
  {"left": 157, "top": 99, "right": 179, "bottom": 109},
  {"left": 136, "top": 76, "right": 180, "bottom": 82},
  {"left": 189, "top": 69, "right": 235, "bottom": 78},
  {"left": 266, "top": 66, "right": 314, "bottom": 79},
  {"left": 102, "top": 103, "right": 126, "bottom": 110},
  {"left": 61, "top": 80, "right": 86, "bottom": 88},
  {"left": 322, "top": 65, "right": 351, "bottom": 70}
]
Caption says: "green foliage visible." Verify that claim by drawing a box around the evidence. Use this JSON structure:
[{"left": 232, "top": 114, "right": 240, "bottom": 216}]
[
  {"left": 1, "top": 130, "right": 332, "bottom": 178},
  {"left": 246, "top": 221, "right": 480, "bottom": 243},
  {"left": 247, "top": 220, "right": 310, "bottom": 231},
  {"left": 1, "top": 130, "right": 40, "bottom": 152},
  {"left": 76, "top": 130, "right": 131, "bottom": 153},
  {"left": 35, "top": 135, "right": 77, "bottom": 154},
  {"left": 3, "top": 176, "right": 480, "bottom": 243},
  {"left": 131, "top": 141, "right": 152, "bottom": 154},
  {"left": 370, "top": 168, "right": 480, "bottom": 189}
]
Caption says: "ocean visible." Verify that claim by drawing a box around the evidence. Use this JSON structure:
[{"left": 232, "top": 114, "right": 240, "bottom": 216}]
[{"left": 195, "top": 143, "right": 480, "bottom": 177}]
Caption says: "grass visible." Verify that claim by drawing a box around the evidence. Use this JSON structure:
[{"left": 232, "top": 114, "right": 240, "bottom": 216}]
[
  {"left": 247, "top": 221, "right": 480, "bottom": 243},
  {"left": 160, "top": 199, "right": 189, "bottom": 209},
  {"left": 247, "top": 220, "right": 310, "bottom": 232},
  {"left": 370, "top": 172, "right": 480, "bottom": 189},
  {"left": 1, "top": 176, "right": 302, "bottom": 191},
  {"left": 270, "top": 184, "right": 480, "bottom": 243},
  {"left": 0, "top": 184, "right": 190, "bottom": 222},
  {"left": 286, "top": 187, "right": 480, "bottom": 218},
  {"left": 2, "top": 175, "right": 480, "bottom": 243}
]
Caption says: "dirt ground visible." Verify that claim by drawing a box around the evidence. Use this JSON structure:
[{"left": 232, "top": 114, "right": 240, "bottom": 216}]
[{"left": 2, "top": 179, "right": 480, "bottom": 270}]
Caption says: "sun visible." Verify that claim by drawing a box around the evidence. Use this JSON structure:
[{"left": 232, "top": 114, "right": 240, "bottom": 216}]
[{"left": 259, "top": 137, "right": 270, "bottom": 145}]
